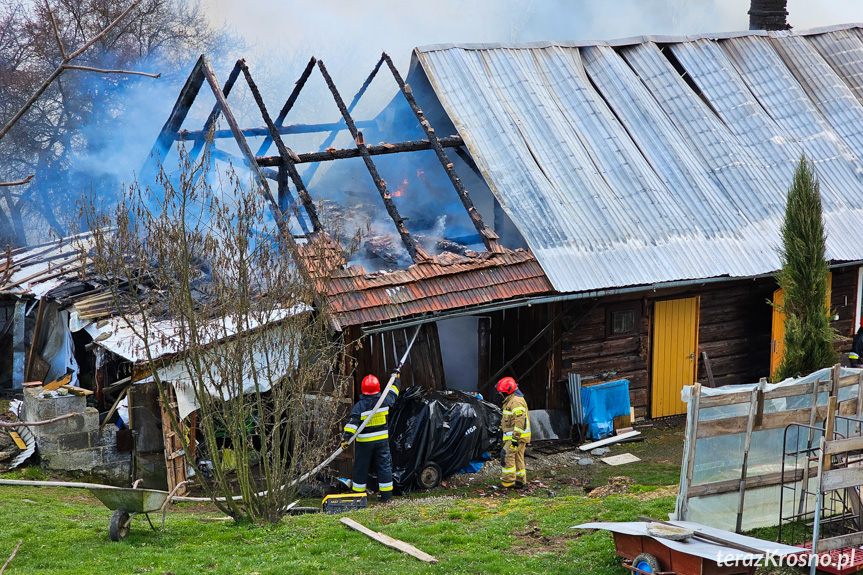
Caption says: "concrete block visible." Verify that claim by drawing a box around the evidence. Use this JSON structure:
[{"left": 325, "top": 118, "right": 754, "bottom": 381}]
[
  {"left": 24, "top": 388, "right": 85, "bottom": 421},
  {"left": 92, "top": 425, "right": 117, "bottom": 449},
  {"left": 83, "top": 407, "right": 99, "bottom": 431},
  {"left": 58, "top": 431, "right": 95, "bottom": 451},
  {"left": 59, "top": 448, "right": 102, "bottom": 470},
  {"left": 93, "top": 460, "right": 131, "bottom": 485},
  {"left": 36, "top": 437, "right": 60, "bottom": 457},
  {"left": 100, "top": 446, "right": 130, "bottom": 465}
]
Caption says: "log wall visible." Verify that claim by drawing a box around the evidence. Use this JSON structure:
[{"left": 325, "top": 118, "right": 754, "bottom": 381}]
[{"left": 560, "top": 265, "right": 861, "bottom": 420}]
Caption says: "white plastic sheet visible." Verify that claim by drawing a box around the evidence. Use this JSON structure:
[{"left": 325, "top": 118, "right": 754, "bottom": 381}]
[{"left": 676, "top": 367, "right": 862, "bottom": 532}]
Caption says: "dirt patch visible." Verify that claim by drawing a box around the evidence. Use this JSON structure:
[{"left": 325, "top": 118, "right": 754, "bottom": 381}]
[
  {"left": 635, "top": 485, "right": 678, "bottom": 501},
  {"left": 587, "top": 476, "right": 632, "bottom": 498},
  {"left": 510, "top": 520, "right": 576, "bottom": 556}
]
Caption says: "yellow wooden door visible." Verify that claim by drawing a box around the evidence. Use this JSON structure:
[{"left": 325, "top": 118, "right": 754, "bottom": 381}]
[
  {"left": 651, "top": 297, "right": 700, "bottom": 418},
  {"left": 770, "top": 288, "right": 785, "bottom": 377},
  {"left": 771, "top": 274, "right": 832, "bottom": 377}
]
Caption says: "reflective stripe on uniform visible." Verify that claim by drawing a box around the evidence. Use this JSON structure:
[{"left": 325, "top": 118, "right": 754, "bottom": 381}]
[
  {"left": 502, "top": 466, "right": 516, "bottom": 473},
  {"left": 503, "top": 432, "right": 513, "bottom": 439},
  {"left": 514, "top": 427, "right": 525, "bottom": 433},
  {"left": 852, "top": 353, "right": 860, "bottom": 359},
  {"left": 357, "top": 430, "right": 388, "bottom": 442},
  {"left": 515, "top": 470, "right": 526, "bottom": 476},
  {"left": 503, "top": 409, "right": 513, "bottom": 415},
  {"left": 344, "top": 424, "right": 358, "bottom": 433},
  {"left": 379, "top": 481, "right": 393, "bottom": 492},
  {"left": 360, "top": 407, "right": 389, "bottom": 419},
  {"left": 511, "top": 407, "right": 525, "bottom": 415},
  {"left": 360, "top": 408, "right": 388, "bottom": 427},
  {"left": 352, "top": 483, "right": 366, "bottom": 492}
]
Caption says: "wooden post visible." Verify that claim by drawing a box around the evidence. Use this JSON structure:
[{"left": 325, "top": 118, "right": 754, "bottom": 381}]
[
  {"left": 477, "top": 317, "right": 491, "bottom": 392},
  {"left": 824, "top": 395, "right": 838, "bottom": 472},
  {"left": 24, "top": 297, "right": 46, "bottom": 381},
  {"left": 701, "top": 351, "right": 715, "bottom": 388},
  {"left": 735, "top": 387, "right": 759, "bottom": 533},
  {"left": 798, "top": 379, "right": 821, "bottom": 515},
  {"left": 159, "top": 386, "right": 188, "bottom": 496},
  {"left": 681, "top": 382, "right": 702, "bottom": 519}
]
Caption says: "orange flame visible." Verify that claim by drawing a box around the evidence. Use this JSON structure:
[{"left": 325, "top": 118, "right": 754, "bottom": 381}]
[{"left": 394, "top": 178, "right": 408, "bottom": 197}]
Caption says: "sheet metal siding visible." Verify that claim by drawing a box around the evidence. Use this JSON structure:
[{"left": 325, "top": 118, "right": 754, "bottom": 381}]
[{"left": 417, "top": 28, "right": 863, "bottom": 293}]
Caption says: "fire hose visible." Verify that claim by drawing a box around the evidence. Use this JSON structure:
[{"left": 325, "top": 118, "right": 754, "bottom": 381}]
[
  {"left": 175, "top": 324, "right": 423, "bottom": 501},
  {"left": 0, "top": 327, "right": 424, "bottom": 504},
  {"left": 286, "top": 324, "right": 423, "bottom": 489}
]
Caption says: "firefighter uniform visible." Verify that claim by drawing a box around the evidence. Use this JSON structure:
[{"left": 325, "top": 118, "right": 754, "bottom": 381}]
[
  {"left": 852, "top": 326, "right": 863, "bottom": 367},
  {"left": 342, "top": 379, "right": 399, "bottom": 500},
  {"left": 501, "top": 389, "right": 531, "bottom": 487}
]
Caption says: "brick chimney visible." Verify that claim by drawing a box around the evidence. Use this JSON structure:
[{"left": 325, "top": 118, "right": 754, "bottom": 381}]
[{"left": 749, "top": 0, "right": 790, "bottom": 30}]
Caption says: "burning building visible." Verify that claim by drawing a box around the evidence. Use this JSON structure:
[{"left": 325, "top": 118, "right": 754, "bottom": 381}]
[{"left": 8, "top": 17, "right": 863, "bottom": 484}]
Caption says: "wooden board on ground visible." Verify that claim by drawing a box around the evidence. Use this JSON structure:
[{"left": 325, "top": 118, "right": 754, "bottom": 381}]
[
  {"left": 579, "top": 430, "right": 641, "bottom": 451},
  {"left": 340, "top": 517, "right": 439, "bottom": 563},
  {"left": 601, "top": 453, "right": 640, "bottom": 466}
]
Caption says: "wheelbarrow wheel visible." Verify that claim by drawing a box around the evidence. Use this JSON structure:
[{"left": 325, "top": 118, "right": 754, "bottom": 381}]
[
  {"left": 109, "top": 508, "right": 131, "bottom": 541},
  {"left": 416, "top": 461, "right": 442, "bottom": 490},
  {"left": 631, "top": 553, "right": 661, "bottom": 573}
]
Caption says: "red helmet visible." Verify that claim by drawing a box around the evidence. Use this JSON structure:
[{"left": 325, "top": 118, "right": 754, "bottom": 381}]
[
  {"left": 361, "top": 374, "right": 380, "bottom": 395},
  {"left": 496, "top": 377, "right": 517, "bottom": 395}
]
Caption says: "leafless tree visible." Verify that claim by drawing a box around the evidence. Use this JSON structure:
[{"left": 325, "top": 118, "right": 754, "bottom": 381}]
[
  {"left": 0, "top": 0, "right": 237, "bottom": 247},
  {"left": 82, "top": 147, "right": 351, "bottom": 523}
]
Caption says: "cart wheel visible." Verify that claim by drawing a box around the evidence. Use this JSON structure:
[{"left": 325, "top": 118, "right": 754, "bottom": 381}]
[
  {"left": 632, "top": 553, "right": 661, "bottom": 574},
  {"left": 109, "top": 508, "right": 131, "bottom": 541},
  {"left": 416, "top": 461, "right": 442, "bottom": 490}
]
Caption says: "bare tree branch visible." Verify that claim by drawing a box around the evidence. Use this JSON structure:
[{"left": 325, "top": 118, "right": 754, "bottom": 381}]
[
  {"left": 46, "top": 1, "right": 68, "bottom": 60},
  {"left": 62, "top": 64, "right": 161, "bottom": 78},
  {"left": 0, "top": 540, "right": 22, "bottom": 575},
  {"left": 0, "top": 0, "right": 150, "bottom": 142},
  {"left": 0, "top": 174, "right": 34, "bottom": 187}
]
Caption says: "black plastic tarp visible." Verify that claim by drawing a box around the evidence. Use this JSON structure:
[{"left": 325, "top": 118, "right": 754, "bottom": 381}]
[{"left": 389, "top": 386, "right": 502, "bottom": 490}]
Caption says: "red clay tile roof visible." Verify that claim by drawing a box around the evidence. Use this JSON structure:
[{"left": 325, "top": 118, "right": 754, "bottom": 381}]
[{"left": 302, "top": 244, "right": 553, "bottom": 328}]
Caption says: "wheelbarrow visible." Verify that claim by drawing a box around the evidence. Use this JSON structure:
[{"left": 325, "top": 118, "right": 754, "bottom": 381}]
[{"left": 88, "top": 481, "right": 190, "bottom": 541}]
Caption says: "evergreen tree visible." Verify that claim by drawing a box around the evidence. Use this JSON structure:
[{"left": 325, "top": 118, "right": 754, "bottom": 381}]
[{"left": 775, "top": 155, "right": 837, "bottom": 380}]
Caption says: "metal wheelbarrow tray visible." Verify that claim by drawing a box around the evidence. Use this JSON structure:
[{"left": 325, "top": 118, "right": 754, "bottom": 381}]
[{"left": 88, "top": 484, "right": 183, "bottom": 541}]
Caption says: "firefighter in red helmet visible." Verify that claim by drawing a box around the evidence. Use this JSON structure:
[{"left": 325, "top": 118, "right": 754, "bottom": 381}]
[
  {"left": 496, "top": 376, "right": 531, "bottom": 488},
  {"left": 340, "top": 373, "right": 399, "bottom": 501}
]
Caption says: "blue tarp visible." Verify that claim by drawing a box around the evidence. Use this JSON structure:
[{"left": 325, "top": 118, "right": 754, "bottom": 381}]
[{"left": 581, "top": 379, "right": 630, "bottom": 439}]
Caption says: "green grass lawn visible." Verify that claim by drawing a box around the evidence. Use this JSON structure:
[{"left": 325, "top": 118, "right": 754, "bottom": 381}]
[{"left": 0, "top": 482, "right": 676, "bottom": 575}]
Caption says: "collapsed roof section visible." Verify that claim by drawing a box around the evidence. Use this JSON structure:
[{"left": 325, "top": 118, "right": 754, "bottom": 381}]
[
  {"left": 411, "top": 24, "right": 863, "bottom": 294},
  {"left": 142, "top": 53, "right": 552, "bottom": 330},
  {"left": 297, "top": 238, "right": 552, "bottom": 330}
]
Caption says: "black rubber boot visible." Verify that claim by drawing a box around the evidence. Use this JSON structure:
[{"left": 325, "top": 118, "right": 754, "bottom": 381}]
[{"left": 515, "top": 480, "right": 525, "bottom": 489}]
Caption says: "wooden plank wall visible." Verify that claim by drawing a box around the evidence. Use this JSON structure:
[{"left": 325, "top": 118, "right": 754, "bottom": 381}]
[
  {"left": 831, "top": 266, "right": 858, "bottom": 340},
  {"left": 694, "top": 280, "right": 774, "bottom": 387},
  {"left": 344, "top": 323, "right": 446, "bottom": 401},
  {"left": 560, "top": 268, "right": 860, "bottom": 420},
  {"left": 562, "top": 296, "right": 651, "bottom": 419},
  {"left": 486, "top": 303, "right": 561, "bottom": 411}
]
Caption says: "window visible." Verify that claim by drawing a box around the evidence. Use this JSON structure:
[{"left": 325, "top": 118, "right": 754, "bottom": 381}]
[{"left": 606, "top": 303, "right": 641, "bottom": 338}]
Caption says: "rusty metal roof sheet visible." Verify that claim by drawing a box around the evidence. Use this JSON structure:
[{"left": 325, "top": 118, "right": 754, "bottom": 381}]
[{"left": 414, "top": 24, "right": 863, "bottom": 294}]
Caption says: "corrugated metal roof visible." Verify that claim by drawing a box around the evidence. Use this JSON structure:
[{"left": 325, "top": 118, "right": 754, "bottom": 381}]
[
  {"left": 0, "top": 232, "right": 95, "bottom": 298},
  {"left": 414, "top": 24, "right": 863, "bottom": 293}
]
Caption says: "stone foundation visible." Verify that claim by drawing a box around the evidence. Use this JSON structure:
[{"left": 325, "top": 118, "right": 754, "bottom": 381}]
[{"left": 23, "top": 388, "right": 131, "bottom": 484}]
